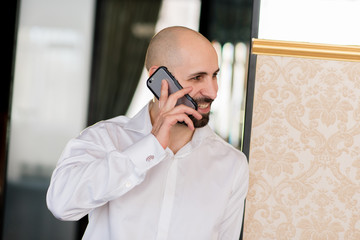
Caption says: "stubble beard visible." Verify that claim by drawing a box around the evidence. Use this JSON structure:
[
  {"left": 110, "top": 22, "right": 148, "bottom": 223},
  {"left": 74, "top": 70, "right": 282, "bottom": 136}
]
[
  {"left": 189, "top": 97, "right": 213, "bottom": 128},
  {"left": 189, "top": 112, "right": 210, "bottom": 128}
]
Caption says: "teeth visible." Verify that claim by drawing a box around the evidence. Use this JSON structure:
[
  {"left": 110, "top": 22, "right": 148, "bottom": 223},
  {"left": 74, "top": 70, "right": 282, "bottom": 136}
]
[{"left": 198, "top": 103, "right": 209, "bottom": 108}]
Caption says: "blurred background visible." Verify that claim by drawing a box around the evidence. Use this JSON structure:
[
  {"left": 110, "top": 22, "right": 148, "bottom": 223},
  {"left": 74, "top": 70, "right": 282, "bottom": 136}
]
[
  {"left": 1, "top": 0, "right": 252, "bottom": 239},
  {"left": 3, "top": 0, "right": 360, "bottom": 239}
]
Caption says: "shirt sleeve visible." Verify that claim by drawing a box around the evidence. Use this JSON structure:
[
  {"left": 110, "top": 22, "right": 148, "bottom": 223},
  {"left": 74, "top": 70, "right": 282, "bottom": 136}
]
[
  {"left": 46, "top": 126, "right": 167, "bottom": 221},
  {"left": 218, "top": 153, "right": 249, "bottom": 239}
]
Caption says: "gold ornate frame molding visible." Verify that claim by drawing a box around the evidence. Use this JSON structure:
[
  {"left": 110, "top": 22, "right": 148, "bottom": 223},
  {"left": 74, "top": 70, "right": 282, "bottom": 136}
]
[{"left": 252, "top": 38, "right": 360, "bottom": 62}]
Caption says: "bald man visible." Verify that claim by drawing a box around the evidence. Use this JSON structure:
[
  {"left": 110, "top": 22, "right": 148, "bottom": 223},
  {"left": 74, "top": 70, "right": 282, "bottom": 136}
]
[{"left": 47, "top": 26, "right": 249, "bottom": 240}]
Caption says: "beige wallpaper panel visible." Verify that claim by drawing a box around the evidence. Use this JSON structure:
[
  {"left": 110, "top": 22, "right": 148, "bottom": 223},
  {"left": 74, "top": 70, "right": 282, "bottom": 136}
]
[{"left": 243, "top": 55, "right": 360, "bottom": 239}]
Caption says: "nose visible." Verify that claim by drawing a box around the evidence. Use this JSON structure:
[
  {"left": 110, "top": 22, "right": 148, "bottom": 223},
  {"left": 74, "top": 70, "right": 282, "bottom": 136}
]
[{"left": 200, "top": 76, "right": 218, "bottom": 100}]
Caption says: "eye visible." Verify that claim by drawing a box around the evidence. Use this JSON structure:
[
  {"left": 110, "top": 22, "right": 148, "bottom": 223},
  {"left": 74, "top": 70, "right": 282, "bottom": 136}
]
[{"left": 191, "top": 75, "right": 202, "bottom": 81}]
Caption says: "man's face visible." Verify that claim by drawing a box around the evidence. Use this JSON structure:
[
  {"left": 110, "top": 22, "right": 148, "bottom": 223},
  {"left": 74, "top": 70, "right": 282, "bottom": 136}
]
[{"left": 170, "top": 42, "right": 219, "bottom": 128}]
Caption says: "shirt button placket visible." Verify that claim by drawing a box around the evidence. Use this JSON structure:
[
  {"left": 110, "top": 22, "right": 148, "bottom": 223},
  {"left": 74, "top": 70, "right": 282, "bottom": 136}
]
[{"left": 156, "top": 156, "right": 178, "bottom": 240}]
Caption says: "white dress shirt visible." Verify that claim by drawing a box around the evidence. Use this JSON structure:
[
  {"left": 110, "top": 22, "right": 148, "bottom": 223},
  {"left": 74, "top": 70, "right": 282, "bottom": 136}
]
[{"left": 47, "top": 103, "right": 249, "bottom": 240}]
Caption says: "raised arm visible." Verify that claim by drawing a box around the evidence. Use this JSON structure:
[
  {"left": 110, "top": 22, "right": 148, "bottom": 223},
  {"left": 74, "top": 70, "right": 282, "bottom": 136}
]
[{"left": 46, "top": 124, "right": 167, "bottom": 221}]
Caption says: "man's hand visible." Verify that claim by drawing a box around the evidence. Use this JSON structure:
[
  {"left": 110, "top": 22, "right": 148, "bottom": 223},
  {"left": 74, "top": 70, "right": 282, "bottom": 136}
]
[{"left": 151, "top": 80, "right": 202, "bottom": 149}]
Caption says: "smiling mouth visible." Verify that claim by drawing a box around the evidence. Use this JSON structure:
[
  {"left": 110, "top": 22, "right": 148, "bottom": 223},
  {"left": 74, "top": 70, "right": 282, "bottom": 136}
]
[
  {"left": 198, "top": 103, "right": 210, "bottom": 109},
  {"left": 195, "top": 98, "right": 214, "bottom": 112}
]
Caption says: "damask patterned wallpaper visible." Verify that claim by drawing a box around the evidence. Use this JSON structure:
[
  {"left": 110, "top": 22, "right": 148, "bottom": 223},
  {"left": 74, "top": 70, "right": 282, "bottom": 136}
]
[{"left": 243, "top": 55, "right": 360, "bottom": 239}]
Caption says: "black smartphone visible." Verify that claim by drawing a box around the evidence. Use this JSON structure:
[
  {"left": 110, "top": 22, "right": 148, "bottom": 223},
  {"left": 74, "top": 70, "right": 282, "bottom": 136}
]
[{"left": 146, "top": 66, "right": 198, "bottom": 110}]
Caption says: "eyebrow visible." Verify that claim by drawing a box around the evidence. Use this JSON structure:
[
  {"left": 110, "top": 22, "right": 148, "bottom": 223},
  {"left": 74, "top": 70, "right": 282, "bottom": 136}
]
[{"left": 187, "top": 68, "right": 220, "bottom": 78}]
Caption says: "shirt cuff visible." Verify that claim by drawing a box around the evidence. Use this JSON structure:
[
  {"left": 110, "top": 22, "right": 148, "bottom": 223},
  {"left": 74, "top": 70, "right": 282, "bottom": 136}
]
[{"left": 122, "top": 134, "right": 166, "bottom": 174}]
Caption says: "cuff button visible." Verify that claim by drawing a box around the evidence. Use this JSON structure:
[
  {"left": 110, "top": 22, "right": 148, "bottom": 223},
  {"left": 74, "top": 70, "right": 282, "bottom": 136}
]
[{"left": 146, "top": 155, "right": 154, "bottom": 162}]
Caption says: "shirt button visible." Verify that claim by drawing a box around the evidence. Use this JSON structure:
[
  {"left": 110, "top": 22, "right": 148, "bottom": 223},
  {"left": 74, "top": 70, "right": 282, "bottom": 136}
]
[{"left": 125, "top": 182, "right": 132, "bottom": 188}]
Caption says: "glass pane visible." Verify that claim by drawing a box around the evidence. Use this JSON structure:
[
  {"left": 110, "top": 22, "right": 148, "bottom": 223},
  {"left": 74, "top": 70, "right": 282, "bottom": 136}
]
[
  {"left": 126, "top": 0, "right": 202, "bottom": 117},
  {"left": 3, "top": 0, "right": 95, "bottom": 239},
  {"left": 258, "top": 0, "right": 360, "bottom": 45}
]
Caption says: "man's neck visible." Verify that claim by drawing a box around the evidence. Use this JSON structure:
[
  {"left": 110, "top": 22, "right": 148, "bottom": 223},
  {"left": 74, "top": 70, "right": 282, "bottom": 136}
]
[{"left": 168, "top": 124, "right": 195, "bottom": 154}]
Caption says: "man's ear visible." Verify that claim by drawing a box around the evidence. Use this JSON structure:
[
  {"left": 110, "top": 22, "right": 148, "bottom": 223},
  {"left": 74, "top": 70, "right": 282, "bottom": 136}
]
[{"left": 148, "top": 65, "right": 159, "bottom": 76}]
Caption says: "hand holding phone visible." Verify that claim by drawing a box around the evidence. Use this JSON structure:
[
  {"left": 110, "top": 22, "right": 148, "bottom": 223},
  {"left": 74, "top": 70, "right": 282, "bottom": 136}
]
[
  {"left": 147, "top": 66, "right": 202, "bottom": 149},
  {"left": 147, "top": 66, "right": 197, "bottom": 110}
]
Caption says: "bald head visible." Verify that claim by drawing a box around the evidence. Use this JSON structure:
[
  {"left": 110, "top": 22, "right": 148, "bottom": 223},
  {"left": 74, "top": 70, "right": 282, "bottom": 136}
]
[{"left": 145, "top": 26, "right": 215, "bottom": 72}]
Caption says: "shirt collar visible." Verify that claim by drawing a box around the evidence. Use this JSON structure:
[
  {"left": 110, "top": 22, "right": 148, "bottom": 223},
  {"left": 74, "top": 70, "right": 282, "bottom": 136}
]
[
  {"left": 175, "top": 124, "right": 214, "bottom": 156},
  {"left": 190, "top": 125, "right": 214, "bottom": 148},
  {"left": 123, "top": 102, "right": 153, "bottom": 135}
]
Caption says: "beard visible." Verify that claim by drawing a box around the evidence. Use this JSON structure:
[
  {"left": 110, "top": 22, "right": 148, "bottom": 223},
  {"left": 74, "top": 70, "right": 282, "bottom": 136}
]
[
  {"left": 189, "top": 97, "right": 213, "bottom": 128},
  {"left": 189, "top": 112, "right": 210, "bottom": 128}
]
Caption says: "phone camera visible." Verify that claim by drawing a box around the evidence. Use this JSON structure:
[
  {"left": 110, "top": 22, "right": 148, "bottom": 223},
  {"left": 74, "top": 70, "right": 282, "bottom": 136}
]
[{"left": 149, "top": 78, "right": 153, "bottom": 83}]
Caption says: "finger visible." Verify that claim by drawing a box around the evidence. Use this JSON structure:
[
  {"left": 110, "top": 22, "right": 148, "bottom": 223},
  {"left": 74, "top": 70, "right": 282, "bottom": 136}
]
[
  {"left": 159, "top": 104, "right": 202, "bottom": 122},
  {"left": 175, "top": 113, "right": 196, "bottom": 130},
  {"left": 162, "top": 112, "right": 196, "bottom": 131},
  {"left": 159, "top": 80, "right": 168, "bottom": 108},
  {"left": 168, "top": 86, "right": 192, "bottom": 101},
  {"left": 171, "top": 105, "right": 202, "bottom": 120},
  {"left": 151, "top": 111, "right": 196, "bottom": 148},
  {"left": 163, "top": 86, "right": 193, "bottom": 110}
]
